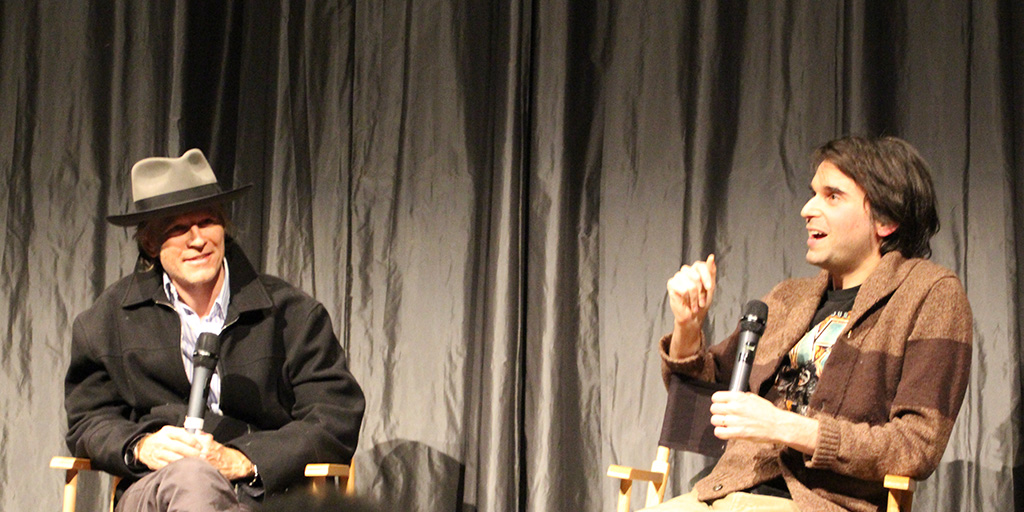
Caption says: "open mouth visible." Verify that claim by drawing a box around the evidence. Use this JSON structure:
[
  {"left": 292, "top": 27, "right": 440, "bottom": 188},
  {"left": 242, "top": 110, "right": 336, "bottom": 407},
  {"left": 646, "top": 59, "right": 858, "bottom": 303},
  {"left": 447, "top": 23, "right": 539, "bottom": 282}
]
[{"left": 809, "top": 230, "right": 827, "bottom": 239}]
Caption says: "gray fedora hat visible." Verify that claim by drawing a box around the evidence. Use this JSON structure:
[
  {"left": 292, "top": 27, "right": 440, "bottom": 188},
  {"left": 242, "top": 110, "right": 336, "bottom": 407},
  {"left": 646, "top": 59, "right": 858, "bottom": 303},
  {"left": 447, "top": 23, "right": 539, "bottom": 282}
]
[{"left": 107, "top": 148, "right": 251, "bottom": 226}]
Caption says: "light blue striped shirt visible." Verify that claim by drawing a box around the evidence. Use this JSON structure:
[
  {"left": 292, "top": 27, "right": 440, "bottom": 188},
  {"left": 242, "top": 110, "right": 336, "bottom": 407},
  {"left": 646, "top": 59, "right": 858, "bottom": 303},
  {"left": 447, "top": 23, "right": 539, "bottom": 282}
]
[{"left": 162, "top": 260, "right": 230, "bottom": 415}]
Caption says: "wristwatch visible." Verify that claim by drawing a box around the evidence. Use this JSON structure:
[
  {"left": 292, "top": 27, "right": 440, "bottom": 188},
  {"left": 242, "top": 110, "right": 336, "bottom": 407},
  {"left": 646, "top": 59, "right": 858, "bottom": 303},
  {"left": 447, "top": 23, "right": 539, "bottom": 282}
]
[
  {"left": 123, "top": 433, "right": 149, "bottom": 470},
  {"left": 248, "top": 463, "right": 262, "bottom": 487}
]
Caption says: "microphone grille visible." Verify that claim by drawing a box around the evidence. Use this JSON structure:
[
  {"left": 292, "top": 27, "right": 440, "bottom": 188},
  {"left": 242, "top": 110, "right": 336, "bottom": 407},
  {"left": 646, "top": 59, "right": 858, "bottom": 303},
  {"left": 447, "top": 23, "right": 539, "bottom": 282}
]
[
  {"left": 195, "top": 332, "right": 222, "bottom": 357},
  {"left": 740, "top": 300, "right": 768, "bottom": 333},
  {"left": 742, "top": 300, "right": 768, "bottom": 321}
]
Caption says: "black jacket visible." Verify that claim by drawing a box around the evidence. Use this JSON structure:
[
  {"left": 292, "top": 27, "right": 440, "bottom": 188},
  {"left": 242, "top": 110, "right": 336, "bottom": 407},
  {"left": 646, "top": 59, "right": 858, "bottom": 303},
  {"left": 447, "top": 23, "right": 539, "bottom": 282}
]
[{"left": 64, "top": 240, "right": 365, "bottom": 493}]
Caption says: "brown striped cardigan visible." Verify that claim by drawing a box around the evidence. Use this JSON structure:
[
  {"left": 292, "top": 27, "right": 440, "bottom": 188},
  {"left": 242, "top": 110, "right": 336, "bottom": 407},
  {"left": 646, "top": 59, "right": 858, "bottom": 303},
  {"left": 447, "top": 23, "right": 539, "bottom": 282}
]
[{"left": 660, "top": 252, "right": 972, "bottom": 511}]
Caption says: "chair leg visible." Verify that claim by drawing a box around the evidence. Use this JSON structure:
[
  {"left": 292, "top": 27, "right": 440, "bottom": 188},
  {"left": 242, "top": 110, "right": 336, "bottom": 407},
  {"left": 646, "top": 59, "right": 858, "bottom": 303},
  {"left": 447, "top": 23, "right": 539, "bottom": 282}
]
[
  {"left": 617, "top": 478, "right": 633, "bottom": 512},
  {"left": 887, "top": 488, "right": 913, "bottom": 512},
  {"left": 109, "top": 476, "right": 121, "bottom": 512},
  {"left": 52, "top": 457, "right": 121, "bottom": 512},
  {"left": 62, "top": 469, "right": 80, "bottom": 512},
  {"left": 310, "top": 474, "right": 352, "bottom": 494},
  {"left": 309, "top": 475, "right": 328, "bottom": 494},
  {"left": 644, "top": 446, "right": 671, "bottom": 507}
]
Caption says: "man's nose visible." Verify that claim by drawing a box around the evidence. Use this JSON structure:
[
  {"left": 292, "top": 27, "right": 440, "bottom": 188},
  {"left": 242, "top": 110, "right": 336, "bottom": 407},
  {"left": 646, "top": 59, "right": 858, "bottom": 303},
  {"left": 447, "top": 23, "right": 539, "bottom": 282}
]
[
  {"left": 186, "top": 225, "right": 205, "bottom": 245},
  {"left": 800, "top": 196, "right": 817, "bottom": 219}
]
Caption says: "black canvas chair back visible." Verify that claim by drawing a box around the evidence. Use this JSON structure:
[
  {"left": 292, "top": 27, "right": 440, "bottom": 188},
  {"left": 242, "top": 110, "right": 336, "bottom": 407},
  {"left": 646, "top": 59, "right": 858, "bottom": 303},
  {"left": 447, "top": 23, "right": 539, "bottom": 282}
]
[{"left": 659, "top": 374, "right": 727, "bottom": 458}]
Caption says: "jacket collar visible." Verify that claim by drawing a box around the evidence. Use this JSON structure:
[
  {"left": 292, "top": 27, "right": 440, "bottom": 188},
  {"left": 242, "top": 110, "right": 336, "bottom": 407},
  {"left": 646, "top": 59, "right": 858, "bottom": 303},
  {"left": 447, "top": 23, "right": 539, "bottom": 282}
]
[
  {"left": 754, "top": 251, "right": 918, "bottom": 392},
  {"left": 119, "top": 238, "right": 273, "bottom": 322},
  {"left": 846, "top": 251, "right": 916, "bottom": 331},
  {"left": 805, "top": 250, "right": 917, "bottom": 333}
]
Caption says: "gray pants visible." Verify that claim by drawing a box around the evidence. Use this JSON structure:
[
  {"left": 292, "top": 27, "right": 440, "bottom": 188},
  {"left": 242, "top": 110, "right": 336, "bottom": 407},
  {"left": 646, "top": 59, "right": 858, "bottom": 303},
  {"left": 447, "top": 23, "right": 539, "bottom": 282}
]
[
  {"left": 641, "top": 490, "right": 800, "bottom": 512},
  {"left": 115, "top": 458, "right": 253, "bottom": 512}
]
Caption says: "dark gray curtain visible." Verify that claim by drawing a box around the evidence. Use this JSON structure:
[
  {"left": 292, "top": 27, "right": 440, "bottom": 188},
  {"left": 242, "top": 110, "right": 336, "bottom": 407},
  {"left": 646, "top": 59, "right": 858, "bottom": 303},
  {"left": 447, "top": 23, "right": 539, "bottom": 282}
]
[{"left": 1, "top": 1, "right": 1021, "bottom": 511}]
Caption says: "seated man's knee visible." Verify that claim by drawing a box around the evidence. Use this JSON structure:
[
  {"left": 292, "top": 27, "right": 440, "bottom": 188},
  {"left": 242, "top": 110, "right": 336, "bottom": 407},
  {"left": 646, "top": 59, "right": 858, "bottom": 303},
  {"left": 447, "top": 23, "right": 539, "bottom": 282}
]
[
  {"left": 162, "top": 457, "right": 227, "bottom": 487},
  {"left": 119, "top": 457, "right": 240, "bottom": 512}
]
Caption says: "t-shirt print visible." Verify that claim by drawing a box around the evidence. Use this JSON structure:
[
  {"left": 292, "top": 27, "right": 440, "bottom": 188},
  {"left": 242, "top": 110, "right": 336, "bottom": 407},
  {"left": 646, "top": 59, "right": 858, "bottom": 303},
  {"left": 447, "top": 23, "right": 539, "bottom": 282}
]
[{"left": 775, "top": 310, "right": 850, "bottom": 415}]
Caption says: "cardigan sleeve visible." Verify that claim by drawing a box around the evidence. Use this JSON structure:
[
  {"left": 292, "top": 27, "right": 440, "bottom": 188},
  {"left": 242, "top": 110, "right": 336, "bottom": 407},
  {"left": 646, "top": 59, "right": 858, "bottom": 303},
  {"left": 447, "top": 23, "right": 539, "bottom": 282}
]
[
  {"left": 660, "top": 326, "right": 751, "bottom": 386},
  {"left": 659, "top": 330, "right": 715, "bottom": 386},
  {"left": 805, "top": 275, "right": 972, "bottom": 481}
]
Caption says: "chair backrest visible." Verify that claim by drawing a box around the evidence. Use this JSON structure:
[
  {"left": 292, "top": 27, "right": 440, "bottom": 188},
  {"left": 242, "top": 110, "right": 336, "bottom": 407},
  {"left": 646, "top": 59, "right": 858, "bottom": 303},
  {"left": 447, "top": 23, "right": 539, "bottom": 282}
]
[
  {"left": 605, "top": 376, "right": 727, "bottom": 512},
  {"left": 659, "top": 374, "right": 726, "bottom": 457}
]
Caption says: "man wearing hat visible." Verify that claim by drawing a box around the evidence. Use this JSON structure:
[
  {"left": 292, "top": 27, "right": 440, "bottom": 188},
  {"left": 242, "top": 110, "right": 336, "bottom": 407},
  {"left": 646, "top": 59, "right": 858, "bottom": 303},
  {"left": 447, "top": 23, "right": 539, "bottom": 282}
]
[{"left": 63, "top": 149, "right": 365, "bottom": 510}]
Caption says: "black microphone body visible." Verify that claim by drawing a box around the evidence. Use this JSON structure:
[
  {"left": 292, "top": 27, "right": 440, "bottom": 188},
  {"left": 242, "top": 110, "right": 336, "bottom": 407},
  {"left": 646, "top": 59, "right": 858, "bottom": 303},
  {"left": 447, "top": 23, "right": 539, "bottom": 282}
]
[
  {"left": 727, "top": 300, "right": 769, "bottom": 392},
  {"left": 184, "top": 332, "right": 222, "bottom": 434}
]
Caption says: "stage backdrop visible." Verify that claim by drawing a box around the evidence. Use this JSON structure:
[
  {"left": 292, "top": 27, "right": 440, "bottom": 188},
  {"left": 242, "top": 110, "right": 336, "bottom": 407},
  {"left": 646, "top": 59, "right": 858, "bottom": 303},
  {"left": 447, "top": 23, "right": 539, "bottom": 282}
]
[{"left": 1, "top": 1, "right": 1022, "bottom": 510}]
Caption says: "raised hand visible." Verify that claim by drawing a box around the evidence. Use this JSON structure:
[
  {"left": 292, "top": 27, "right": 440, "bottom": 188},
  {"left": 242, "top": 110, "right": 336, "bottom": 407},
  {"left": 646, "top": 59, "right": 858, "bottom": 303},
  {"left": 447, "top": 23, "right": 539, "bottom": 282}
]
[{"left": 666, "top": 254, "right": 717, "bottom": 358}]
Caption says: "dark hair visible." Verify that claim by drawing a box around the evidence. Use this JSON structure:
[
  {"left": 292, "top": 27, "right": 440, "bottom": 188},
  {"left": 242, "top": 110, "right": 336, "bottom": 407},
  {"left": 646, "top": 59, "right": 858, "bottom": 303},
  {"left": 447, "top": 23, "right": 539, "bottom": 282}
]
[{"left": 812, "top": 136, "right": 939, "bottom": 259}]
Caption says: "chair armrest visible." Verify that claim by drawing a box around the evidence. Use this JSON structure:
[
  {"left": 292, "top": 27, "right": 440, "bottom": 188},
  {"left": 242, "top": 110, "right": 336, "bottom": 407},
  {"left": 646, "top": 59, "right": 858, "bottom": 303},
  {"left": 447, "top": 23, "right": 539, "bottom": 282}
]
[
  {"left": 304, "top": 463, "right": 351, "bottom": 477},
  {"left": 883, "top": 475, "right": 917, "bottom": 512},
  {"left": 305, "top": 462, "right": 355, "bottom": 495},
  {"left": 883, "top": 474, "right": 916, "bottom": 492},
  {"left": 50, "top": 457, "right": 94, "bottom": 471},
  {"left": 606, "top": 464, "right": 666, "bottom": 484}
]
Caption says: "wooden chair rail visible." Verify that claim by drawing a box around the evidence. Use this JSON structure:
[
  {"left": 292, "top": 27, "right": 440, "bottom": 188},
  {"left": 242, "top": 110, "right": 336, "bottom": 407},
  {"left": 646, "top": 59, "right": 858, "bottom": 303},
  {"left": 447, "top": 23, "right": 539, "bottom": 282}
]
[{"left": 51, "top": 456, "right": 354, "bottom": 512}]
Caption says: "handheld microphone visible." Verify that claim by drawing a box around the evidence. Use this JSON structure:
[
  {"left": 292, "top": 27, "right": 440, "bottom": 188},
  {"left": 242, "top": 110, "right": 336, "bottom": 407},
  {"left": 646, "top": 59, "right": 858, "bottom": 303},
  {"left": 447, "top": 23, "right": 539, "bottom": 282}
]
[
  {"left": 727, "top": 300, "right": 768, "bottom": 392},
  {"left": 184, "top": 332, "right": 222, "bottom": 434}
]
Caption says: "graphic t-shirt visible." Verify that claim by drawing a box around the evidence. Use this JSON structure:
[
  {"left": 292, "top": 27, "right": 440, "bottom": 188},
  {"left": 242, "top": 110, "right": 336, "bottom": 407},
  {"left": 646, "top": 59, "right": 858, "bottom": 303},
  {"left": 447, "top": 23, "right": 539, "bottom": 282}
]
[{"left": 774, "top": 285, "right": 859, "bottom": 416}]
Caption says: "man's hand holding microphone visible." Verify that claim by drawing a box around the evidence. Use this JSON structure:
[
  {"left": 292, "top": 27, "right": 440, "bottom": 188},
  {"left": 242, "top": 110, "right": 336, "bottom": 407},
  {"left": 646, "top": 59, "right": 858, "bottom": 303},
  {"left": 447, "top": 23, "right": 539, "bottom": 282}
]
[{"left": 665, "top": 254, "right": 818, "bottom": 454}]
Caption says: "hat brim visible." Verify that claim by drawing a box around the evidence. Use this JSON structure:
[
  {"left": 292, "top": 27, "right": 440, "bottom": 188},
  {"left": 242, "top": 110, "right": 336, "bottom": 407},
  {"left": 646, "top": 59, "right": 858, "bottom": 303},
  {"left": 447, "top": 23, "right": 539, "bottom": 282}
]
[{"left": 106, "top": 184, "right": 252, "bottom": 227}]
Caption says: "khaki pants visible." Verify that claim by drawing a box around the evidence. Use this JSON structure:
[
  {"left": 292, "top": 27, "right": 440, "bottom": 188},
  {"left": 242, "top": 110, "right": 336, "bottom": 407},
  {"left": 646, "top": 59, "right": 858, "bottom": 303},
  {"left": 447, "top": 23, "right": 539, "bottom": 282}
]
[{"left": 641, "top": 489, "right": 800, "bottom": 512}]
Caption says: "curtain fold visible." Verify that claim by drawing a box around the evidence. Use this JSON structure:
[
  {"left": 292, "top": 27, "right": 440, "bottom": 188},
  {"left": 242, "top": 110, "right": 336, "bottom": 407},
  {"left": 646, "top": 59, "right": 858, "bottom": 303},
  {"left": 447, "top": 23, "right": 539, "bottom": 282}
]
[{"left": 1, "top": 1, "right": 1021, "bottom": 510}]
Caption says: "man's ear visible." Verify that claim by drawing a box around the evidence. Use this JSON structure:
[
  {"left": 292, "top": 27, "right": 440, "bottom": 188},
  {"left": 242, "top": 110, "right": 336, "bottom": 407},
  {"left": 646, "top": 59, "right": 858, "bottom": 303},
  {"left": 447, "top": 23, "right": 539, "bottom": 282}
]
[{"left": 876, "top": 222, "right": 898, "bottom": 238}]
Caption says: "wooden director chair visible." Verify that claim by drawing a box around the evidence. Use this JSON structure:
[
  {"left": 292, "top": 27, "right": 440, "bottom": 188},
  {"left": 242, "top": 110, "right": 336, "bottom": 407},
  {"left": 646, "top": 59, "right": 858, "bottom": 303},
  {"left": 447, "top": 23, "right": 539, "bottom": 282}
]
[
  {"left": 51, "top": 456, "right": 354, "bottom": 512},
  {"left": 606, "top": 374, "right": 916, "bottom": 512}
]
